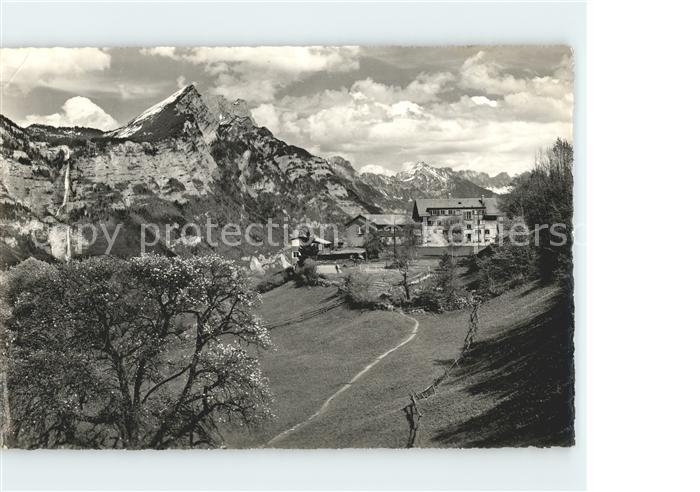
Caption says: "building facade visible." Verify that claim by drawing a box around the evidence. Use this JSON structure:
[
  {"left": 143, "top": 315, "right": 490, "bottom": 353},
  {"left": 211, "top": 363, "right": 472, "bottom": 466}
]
[
  {"left": 288, "top": 235, "right": 331, "bottom": 260},
  {"left": 342, "top": 214, "right": 413, "bottom": 248},
  {"left": 411, "top": 197, "right": 503, "bottom": 247}
]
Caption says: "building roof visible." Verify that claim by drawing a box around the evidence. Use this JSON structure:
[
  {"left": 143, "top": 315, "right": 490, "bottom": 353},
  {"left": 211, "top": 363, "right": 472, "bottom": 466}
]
[
  {"left": 290, "top": 235, "right": 332, "bottom": 245},
  {"left": 412, "top": 197, "right": 501, "bottom": 217},
  {"left": 346, "top": 214, "right": 412, "bottom": 226}
]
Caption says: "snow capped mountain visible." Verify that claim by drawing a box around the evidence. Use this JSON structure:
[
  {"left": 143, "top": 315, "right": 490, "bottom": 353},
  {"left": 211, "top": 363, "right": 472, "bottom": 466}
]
[
  {"left": 459, "top": 169, "right": 513, "bottom": 193},
  {"left": 396, "top": 161, "right": 451, "bottom": 184},
  {"left": 108, "top": 85, "right": 193, "bottom": 139},
  {"left": 357, "top": 161, "right": 500, "bottom": 213},
  {"left": 106, "top": 84, "right": 223, "bottom": 143}
]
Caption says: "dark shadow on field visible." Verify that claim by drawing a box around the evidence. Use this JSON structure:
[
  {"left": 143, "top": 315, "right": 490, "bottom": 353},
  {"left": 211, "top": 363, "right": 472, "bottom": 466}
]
[
  {"left": 432, "top": 290, "right": 575, "bottom": 447},
  {"left": 516, "top": 281, "right": 545, "bottom": 298}
]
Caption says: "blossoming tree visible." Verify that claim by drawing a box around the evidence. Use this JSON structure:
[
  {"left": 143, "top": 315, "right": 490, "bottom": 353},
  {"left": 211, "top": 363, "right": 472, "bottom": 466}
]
[{"left": 2, "top": 254, "right": 272, "bottom": 449}]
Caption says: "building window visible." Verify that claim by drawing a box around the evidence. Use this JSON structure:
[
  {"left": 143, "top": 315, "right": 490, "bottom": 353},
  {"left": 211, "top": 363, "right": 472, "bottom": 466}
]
[
  {"left": 466, "top": 211, "right": 472, "bottom": 219},
  {"left": 357, "top": 225, "right": 364, "bottom": 236},
  {"left": 466, "top": 224, "right": 472, "bottom": 230},
  {"left": 466, "top": 234, "right": 472, "bottom": 242},
  {"left": 292, "top": 251, "right": 300, "bottom": 258},
  {"left": 484, "top": 229, "right": 490, "bottom": 236}
]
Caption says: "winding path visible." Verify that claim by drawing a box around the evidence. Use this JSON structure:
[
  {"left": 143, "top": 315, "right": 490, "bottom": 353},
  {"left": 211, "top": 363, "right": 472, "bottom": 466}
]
[{"left": 265, "top": 311, "right": 420, "bottom": 447}]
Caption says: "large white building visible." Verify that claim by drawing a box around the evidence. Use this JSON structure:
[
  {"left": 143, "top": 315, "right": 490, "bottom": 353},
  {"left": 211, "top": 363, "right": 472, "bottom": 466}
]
[{"left": 411, "top": 197, "right": 503, "bottom": 247}]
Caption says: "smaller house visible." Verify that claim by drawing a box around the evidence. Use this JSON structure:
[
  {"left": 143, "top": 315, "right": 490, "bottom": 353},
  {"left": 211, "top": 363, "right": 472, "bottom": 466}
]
[
  {"left": 343, "top": 214, "right": 413, "bottom": 248},
  {"left": 288, "top": 235, "right": 331, "bottom": 260}
]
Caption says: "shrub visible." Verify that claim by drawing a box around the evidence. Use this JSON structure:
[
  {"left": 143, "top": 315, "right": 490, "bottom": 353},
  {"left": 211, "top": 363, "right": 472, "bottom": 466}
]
[
  {"left": 363, "top": 229, "right": 385, "bottom": 259},
  {"left": 410, "top": 279, "right": 470, "bottom": 313},
  {"left": 412, "top": 284, "right": 446, "bottom": 312},
  {"left": 256, "top": 267, "right": 294, "bottom": 293},
  {"left": 294, "top": 259, "right": 319, "bottom": 286},
  {"left": 343, "top": 272, "right": 377, "bottom": 307},
  {"left": 475, "top": 238, "right": 534, "bottom": 296}
]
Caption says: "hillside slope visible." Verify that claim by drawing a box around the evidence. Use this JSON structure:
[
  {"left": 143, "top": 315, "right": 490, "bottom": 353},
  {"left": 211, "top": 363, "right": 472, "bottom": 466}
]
[
  {"left": 223, "top": 282, "right": 415, "bottom": 448},
  {"left": 251, "top": 281, "right": 574, "bottom": 448}
]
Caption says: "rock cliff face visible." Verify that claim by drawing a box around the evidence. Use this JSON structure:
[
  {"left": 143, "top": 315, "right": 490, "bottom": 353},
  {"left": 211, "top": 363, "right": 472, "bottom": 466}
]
[{"left": 0, "top": 85, "right": 380, "bottom": 264}]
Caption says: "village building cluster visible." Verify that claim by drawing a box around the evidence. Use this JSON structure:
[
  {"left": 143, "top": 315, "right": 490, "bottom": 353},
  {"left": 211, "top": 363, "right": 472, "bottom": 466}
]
[{"left": 288, "top": 195, "right": 504, "bottom": 262}]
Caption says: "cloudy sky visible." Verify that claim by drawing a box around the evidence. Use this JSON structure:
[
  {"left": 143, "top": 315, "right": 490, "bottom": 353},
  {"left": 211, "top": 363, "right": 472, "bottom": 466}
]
[{"left": 0, "top": 46, "right": 573, "bottom": 176}]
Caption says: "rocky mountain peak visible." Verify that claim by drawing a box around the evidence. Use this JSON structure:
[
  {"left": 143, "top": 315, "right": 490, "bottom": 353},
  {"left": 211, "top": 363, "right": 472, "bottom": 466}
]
[
  {"left": 106, "top": 85, "right": 255, "bottom": 144},
  {"left": 396, "top": 161, "right": 450, "bottom": 184},
  {"left": 106, "top": 84, "right": 210, "bottom": 141},
  {"left": 202, "top": 93, "right": 256, "bottom": 126},
  {"left": 327, "top": 156, "right": 357, "bottom": 181}
]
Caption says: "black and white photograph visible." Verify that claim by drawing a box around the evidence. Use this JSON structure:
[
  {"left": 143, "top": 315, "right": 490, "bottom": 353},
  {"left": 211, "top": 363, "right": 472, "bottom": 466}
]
[{"left": 0, "top": 45, "right": 575, "bottom": 450}]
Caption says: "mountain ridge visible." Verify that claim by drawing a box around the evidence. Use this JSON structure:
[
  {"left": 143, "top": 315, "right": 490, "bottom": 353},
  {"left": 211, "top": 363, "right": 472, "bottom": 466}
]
[{"left": 1, "top": 85, "right": 508, "bottom": 264}]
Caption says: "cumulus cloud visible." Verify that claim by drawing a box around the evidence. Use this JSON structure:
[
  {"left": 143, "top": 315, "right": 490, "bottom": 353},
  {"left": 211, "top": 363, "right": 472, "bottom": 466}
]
[
  {"left": 141, "top": 46, "right": 361, "bottom": 103},
  {"left": 459, "top": 51, "right": 528, "bottom": 95},
  {"left": 21, "top": 97, "right": 119, "bottom": 130},
  {"left": 183, "top": 46, "right": 360, "bottom": 73},
  {"left": 251, "top": 65, "right": 572, "bottom": 175},
  {"left": 460, "top": 50, "right": 572, "bottom": 99},
  {"left": 139, "top": 47, "right": 178, "bottom": 59},
  {"left": 350, "top": 72, "right": 454, "bottom": 105},
  {"left": 470, "top": 96, "right": 499, "bottom": 108},
  {"left": 251, "top": 103, "right": 281, "bottom": 133},
  {"left": 1, "top": 48, "right": 111, "bottom": 92},
  {"left": 359, "top": 164, "right": 395, "bottom": 176},
  {"left": 3, "top": 46, "right": 573, "bottom": 175},
  {"left": 503, "top": 92, "right": 573, "bottom": 122}
]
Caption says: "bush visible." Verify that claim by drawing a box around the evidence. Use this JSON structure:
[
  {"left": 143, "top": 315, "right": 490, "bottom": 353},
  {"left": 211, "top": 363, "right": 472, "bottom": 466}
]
[
  {"left": 294, "top": 259, "right": 319, "bottom": 286},
  {"left": 410, "top": 278, "right": 472, "bottom": 313},
  {"left": 256, "top": 267, "right": 294, "bottom": 293},
  {"left": 363, "top": 229, "right": 385, "bottom": 259},
  {"left": 343, "top": 272, "right": 377, "bottom": 307},
  {"left": 475, "top": 238, "right": 534, "bottom": 296},
  {"left": 412, "top": 284, "right": 445, "bottom": 312}
]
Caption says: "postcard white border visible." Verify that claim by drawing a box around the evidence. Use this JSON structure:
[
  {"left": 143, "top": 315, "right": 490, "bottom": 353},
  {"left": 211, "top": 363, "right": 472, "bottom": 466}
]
[{"left": 0, "top": 1, "right": 586, "bottom": 490}]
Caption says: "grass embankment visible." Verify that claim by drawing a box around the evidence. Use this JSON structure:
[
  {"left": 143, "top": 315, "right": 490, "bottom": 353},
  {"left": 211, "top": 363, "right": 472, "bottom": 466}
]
[
  {"left": 225, "top": 279, "right": 574, "bottom": 448},
  {"left": 268, "top": 281, "right": 574, "bottom": 448},
  {"left": 223, "top": 282, "right": 415, "bottom": 448}
]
